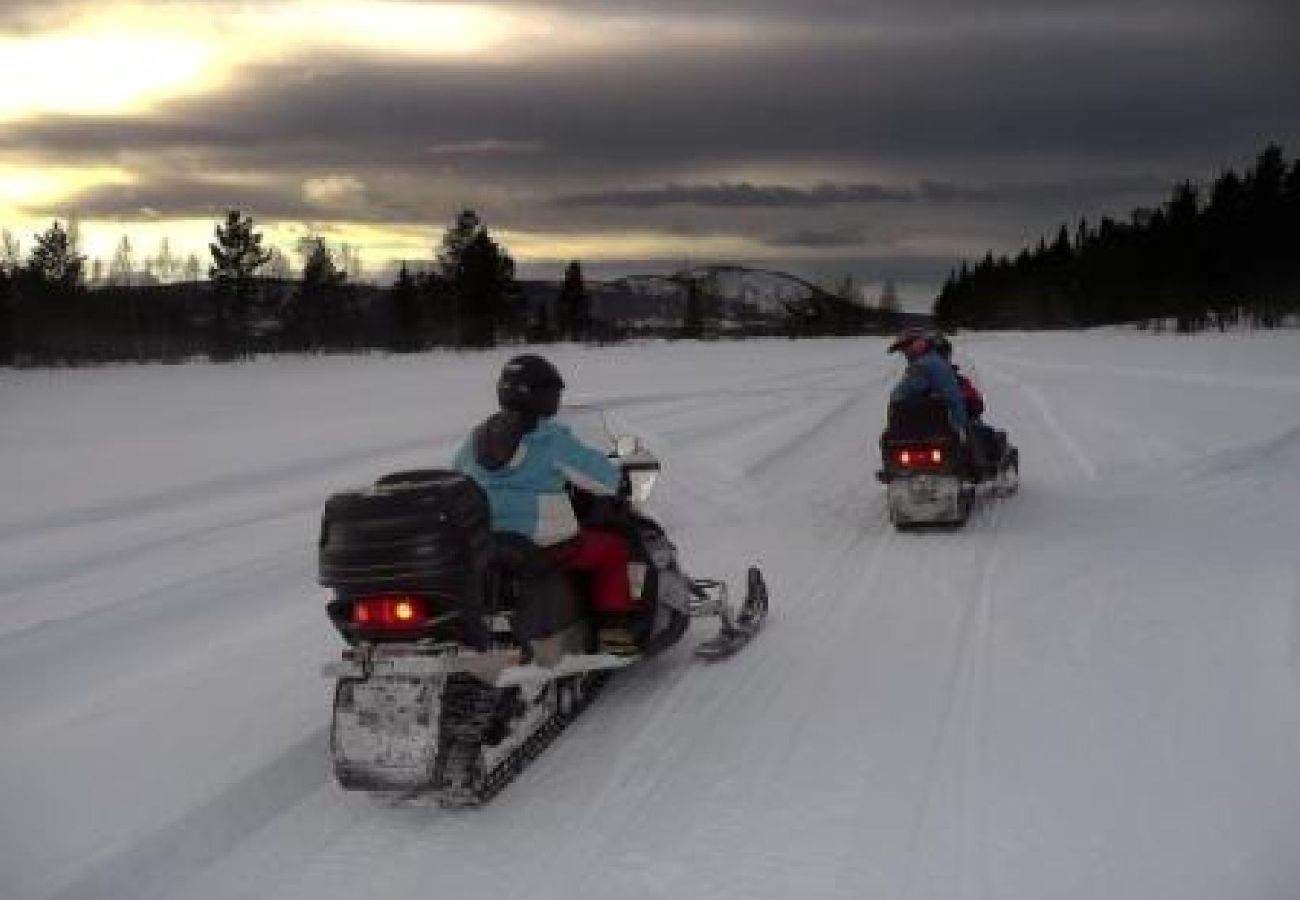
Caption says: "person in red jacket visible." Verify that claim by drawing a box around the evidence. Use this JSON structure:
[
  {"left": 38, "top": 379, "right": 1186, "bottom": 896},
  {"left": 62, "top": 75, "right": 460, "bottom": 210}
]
[{"left": 931, "top": 333, "right": 1003, "bottom": 479}]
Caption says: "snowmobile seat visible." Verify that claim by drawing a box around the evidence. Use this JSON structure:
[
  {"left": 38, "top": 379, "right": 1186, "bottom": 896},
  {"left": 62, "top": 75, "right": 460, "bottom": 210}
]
[
  {"left": 491, "top": 532, "right": 584, "bottom": 646},
  {"left": 884, "top": 396, "right": 961, "bottom": 442}
]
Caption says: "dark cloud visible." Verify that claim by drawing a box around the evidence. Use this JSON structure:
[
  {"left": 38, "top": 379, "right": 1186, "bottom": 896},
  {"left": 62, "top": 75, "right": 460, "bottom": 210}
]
[
  {"left": 5, "top": 0, "right": 1299, "bottom": 295},
  {"left": 28, "top": 175, "right": 341, "bottom": 222},
  {"left": 11, "top": 20, "right": 1295, "bottom": 181},
  {"left": 558, "top": 183, "right": 912, "bottom": 208},
  {"left": 764, "top": 227, "right": 867, "bottom": 248},
  {"left": 555, "top": 176, "right": 1172, "bottom": 209}
]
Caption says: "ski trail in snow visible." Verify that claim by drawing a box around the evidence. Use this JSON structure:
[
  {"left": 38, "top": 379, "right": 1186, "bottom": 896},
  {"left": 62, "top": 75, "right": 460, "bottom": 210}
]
[
  {"left": 971, "top": 348, "right": 1300, "bottom": 395},
  {"left": 173, "top": 353, "right": 899, "bottom": 900},
  {"left": 0, "top": 497, "right": 318, "bottom": 599},
  {"left": 897, "top": 500, "right": 1006, "bottom": 900},
  {"left": 16, "top": 337, "right": 1300, "bottom": 900},
  {"left": 497, "top": 365, "right": 898, "bottom": 900},
  {"left": 973, "top": 354, "right": 1098, "bottom": 481},
  {"left": 44, "top": 729, "right": 331, "bottom": 900},
  {"left": 0, "top": 432, "right": 459, "bottom": 541}
]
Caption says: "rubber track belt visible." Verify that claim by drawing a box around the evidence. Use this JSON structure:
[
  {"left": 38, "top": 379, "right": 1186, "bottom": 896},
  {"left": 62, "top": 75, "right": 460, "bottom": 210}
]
[{"left": 434, "top": 670, "right": 612, "bottom": 807}]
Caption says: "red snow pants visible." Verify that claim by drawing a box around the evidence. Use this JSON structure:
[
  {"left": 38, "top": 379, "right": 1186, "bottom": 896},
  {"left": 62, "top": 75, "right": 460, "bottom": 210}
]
[{"left": 547, "top": 528, "right": 634, "bottom": 614}]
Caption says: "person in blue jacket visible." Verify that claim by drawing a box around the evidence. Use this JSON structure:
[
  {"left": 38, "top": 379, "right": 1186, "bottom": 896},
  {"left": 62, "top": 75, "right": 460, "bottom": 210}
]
[
  {"left": 887, "top": 327, "right": 984, "bottom": 471},
  {"left": 888, "top": 328, "right": 968, "bottom": 430},
  {"left": 454, "top": 355, "right": 639, "bottom": 655}
]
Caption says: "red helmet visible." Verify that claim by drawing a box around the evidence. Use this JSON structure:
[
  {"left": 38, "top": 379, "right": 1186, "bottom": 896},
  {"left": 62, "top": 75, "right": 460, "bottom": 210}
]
[{"left": 886, "top": 327, "right": 931, "bottom": 357}]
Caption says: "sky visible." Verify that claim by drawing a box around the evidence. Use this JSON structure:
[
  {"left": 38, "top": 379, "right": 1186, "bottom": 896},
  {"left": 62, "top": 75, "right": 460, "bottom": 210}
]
[{"left": 1, "top": 0, "right": 1297, "bottom": 304}]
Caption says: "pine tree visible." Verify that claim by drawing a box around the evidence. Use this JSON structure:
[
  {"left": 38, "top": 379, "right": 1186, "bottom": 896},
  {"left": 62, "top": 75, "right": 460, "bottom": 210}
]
[
  {"left": 680, "top": 274, "right": 704, "bottom": 339},
  {"left": 109, "top": 236, "right": 135, "bottom": 287},
  {"left": 17, "top": 221, "right": 86, "bottom": 363},
  {"left": 208, "top": 210, "right": 272, "bottom": 359},
  {"left": 878, "top": 279, "right": 900, "bottom": 313},
  {"left": 286, "top": 236, "right": 350, "bottom": 350},
  {"left": 0, "top": 262, "right": 13, "bottom": 365},
  {"left": 389, "top": 262, "right": 422, "bottom": 352},
  {"left": 26, "top": 221, "right": 84, "bottom": 288},
  {"left": 153, "top": 237, "right": 180, "bottom": 283},
  {"left": 555, "top": 260, "right": 591, "bottom": 340},
  {"left": 1, "top": 229, "right": 20, "bottom": 274},
  {"left": 434, "top": 209, "right": 518, "bottom": 347}
]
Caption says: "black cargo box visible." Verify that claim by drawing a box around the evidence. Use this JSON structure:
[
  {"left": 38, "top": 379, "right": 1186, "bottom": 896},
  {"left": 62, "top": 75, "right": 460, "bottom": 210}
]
[{"left": 318, "top": 469, "right": 492, "bottom": 604}]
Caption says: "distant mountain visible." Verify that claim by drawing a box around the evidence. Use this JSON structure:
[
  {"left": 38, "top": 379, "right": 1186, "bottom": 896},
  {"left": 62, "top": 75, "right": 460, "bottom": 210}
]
[{"left": 522, "top": 264, "right": 928, "bottom": 334}]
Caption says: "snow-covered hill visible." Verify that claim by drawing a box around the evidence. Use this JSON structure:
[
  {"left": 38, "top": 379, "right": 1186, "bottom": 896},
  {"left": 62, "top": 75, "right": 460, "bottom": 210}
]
[{"left": 3, "top": 331, "right": 1299, "bottom": 900}]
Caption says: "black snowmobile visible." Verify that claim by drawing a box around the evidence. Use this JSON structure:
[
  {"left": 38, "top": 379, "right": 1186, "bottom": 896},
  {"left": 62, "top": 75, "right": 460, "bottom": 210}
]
[
  {"left": 320, "top": 407, "right": 768, "bottom": 805},
  {"left": 876, "top": 396, "right": 1018, "bottom": 528}
]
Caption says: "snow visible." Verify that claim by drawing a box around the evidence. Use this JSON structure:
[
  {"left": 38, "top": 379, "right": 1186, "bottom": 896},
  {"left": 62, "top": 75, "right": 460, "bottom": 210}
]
[{"left": 3, "top": 331, "right": 1300, "bottom": 900}]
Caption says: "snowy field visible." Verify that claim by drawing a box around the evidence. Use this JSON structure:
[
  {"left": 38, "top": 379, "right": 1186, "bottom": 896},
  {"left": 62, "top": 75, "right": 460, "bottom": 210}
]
[{"left": 3, "top": 331, "right": 1300, "bottom": 900}]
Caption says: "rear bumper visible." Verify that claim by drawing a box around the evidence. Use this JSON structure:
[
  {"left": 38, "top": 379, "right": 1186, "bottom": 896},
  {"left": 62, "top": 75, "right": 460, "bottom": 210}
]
[
  {"left": 886, "top": 473, "right": 967, "bottom": 523},
  {"left": 323, "top": 645, "right": 635, "bottom": 686}
]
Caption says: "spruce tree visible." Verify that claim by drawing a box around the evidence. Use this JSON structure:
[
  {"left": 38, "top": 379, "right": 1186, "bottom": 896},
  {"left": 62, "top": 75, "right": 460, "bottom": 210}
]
[
  {"left": 434, "top": 209, "right": 518, "bottom": 347},
  {"left": 208, "top": 210, "right": 271, "bottom": 359},
  {"left": 389, "top": 262, "right": 422, "bottom": 352},
  {"left": 680, "top": 274, "right": 704, "bottom": 339},
  {"left": 0, "top": 265, "right": 13, "bottom": 365},
  {"left": 26, "top": 221, "right": 84, "bottom": 288},
  {"left": 555, "top": 260, "right": 591, "bottom": 340},
  {"left": 287, "top": 236, "right": 350, "bottom": 350}
]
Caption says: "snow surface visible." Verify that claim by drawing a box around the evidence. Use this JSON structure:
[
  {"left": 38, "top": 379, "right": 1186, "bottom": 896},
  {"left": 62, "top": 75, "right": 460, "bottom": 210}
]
[{"left": 3, "top": 332, "right": 1300, "bottom": 900}]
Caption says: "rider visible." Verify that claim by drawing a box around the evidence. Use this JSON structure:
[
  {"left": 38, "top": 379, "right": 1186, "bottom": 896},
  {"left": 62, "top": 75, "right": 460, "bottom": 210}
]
[
  {"left": 929, "top": 333, "right": 985, "bottom": 418},
  {"left": 886, "top": 327, "right": 985, "bottom": 474},
  {"left": 930, "top": 332, "right": 1004, "bottom": 478},
  {"left": 887, "top": 327, "right": 968, "bottom": 430},
  {"left": 453, "top": 355, "right": 639, "bottom": 655}
]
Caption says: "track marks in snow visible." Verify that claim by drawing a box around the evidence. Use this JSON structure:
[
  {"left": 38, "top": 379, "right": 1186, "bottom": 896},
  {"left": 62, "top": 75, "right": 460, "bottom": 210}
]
[
  {"left": 971, "top": 348, "right": 1300, "bottom": 396},
  {"left": 974, "top": 356, "right": 1098, "bottom": 482},
  {"left": 0, "top": 432, "right": 454, "bottom": 542},
  {"left": 898, "top": 504, "right": 1005, "bottom": 900},
  {"left": 0, "top": 497, "right": 317, "bottom": 600},
  {"left": 45, "top": 730, "right": 331, "bottom": 900}
]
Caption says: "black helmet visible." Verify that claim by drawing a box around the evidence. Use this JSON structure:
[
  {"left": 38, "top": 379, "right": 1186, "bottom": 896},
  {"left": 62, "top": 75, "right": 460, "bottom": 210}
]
[{"left": 497, "top": 354, "right": 565, "bottom": 418}]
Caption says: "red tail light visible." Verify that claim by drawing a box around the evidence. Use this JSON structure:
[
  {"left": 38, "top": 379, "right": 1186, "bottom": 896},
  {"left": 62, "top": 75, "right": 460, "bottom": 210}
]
[
  {"left": 895, "top": 446, "right": 945, "bottom": 469},
  {"left": 351, "top": 594, "right": 431, "bottom": 630}
]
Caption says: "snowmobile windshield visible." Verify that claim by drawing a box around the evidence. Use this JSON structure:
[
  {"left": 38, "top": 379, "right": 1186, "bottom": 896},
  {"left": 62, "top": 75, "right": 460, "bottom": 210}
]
[
  {"left": 555, "top": 404, "right": 619, "bottom": 455},
  {"left": 558, "top": 405, "right": 658, "bottom": 502}
]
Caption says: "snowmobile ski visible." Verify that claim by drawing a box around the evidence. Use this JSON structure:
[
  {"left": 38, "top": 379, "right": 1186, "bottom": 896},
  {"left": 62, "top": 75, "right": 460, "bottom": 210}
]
[{"left": 694, "top": 566, "right": 769, "bottom": 660}]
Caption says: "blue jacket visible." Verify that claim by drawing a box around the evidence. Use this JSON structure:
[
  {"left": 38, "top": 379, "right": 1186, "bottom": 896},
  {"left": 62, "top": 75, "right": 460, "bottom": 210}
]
[
  {"left": 454, "top": 413, "right": 620, "bottom": 546},
  {"left": 890, "top": 350, "right": 969, "bottom": 431}
]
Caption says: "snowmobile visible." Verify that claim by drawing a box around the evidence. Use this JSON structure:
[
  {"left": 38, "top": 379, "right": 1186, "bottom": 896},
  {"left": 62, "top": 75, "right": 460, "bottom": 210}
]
[
  {"left": 875, "top": 396, "right": 1018, "bottom": 529},
  {"left": 319, "top": 406, "right": 768, "bottom": 806}
]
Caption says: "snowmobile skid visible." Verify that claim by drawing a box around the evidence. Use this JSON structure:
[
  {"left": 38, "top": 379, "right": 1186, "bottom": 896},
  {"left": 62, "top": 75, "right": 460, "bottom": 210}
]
[{"left": 320, "top": 409, "right": 768, "bottom": 806}]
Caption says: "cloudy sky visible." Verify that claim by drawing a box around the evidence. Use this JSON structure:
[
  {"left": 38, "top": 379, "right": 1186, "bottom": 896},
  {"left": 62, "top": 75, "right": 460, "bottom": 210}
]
[{"left": 1, "top": 0, "right": 1296, "bottom": 302}]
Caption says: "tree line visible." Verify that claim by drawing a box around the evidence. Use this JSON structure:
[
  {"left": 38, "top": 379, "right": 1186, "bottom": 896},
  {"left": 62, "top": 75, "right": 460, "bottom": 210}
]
[
  {"left": 934, "top": 144, "right": 1300, "bottom": 332},
  {"left": 0, "top": 205, "right": 895, "bottom": 366},
  {"left": 0, "top": 209, "right": 602, "bottom": 365}
]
